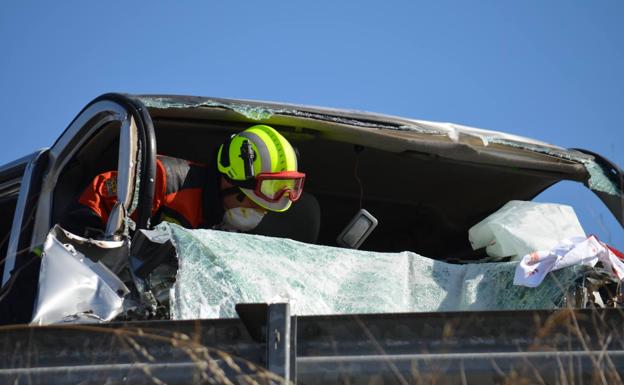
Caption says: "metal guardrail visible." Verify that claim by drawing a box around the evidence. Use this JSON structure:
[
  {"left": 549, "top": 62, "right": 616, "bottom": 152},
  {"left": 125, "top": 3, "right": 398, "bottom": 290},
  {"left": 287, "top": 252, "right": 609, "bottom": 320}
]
[{"left": 1, "top": 305, "right": 623, "bottom": 384}]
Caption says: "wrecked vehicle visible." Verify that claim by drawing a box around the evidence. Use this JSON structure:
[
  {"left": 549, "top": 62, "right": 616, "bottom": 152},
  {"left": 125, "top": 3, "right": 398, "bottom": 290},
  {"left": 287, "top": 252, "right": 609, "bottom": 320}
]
[{"left": 1, "top": 93, "right": 623, "bottom": 384}]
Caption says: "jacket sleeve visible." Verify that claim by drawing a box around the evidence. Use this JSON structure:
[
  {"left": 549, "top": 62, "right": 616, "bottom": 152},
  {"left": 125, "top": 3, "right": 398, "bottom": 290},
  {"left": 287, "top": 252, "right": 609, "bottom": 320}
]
[{"left": 59, "top": 171, "right": 119, "bottom": 236}]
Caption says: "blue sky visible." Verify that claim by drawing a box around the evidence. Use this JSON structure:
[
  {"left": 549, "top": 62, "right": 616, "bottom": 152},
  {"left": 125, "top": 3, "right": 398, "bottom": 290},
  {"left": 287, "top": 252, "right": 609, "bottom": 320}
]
[{"left": 1, "top": 1, "right": 623, "bottom": 246}]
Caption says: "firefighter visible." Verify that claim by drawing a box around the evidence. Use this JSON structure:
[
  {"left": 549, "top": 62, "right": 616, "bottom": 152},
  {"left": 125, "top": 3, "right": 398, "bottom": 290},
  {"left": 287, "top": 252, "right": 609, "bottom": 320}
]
[{"left": 61, "top": 124, "right": 305, "bottom": 236}]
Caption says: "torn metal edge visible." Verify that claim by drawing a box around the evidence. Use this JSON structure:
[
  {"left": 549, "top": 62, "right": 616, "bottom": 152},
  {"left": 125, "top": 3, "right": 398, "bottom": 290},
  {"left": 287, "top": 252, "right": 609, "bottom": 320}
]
[{"left": 488, "top": 138, "right": 622, "bottom": 196}]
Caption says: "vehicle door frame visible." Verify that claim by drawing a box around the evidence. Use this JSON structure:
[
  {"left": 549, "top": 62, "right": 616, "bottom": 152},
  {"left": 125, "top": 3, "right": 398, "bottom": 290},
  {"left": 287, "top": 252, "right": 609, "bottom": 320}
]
[{"left": 30, "top": 93, "right": 156, "bottom": 249}]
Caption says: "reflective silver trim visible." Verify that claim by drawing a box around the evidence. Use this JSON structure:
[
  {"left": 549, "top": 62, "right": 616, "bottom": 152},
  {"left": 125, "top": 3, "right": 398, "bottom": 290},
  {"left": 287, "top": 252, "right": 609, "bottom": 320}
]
[
  {"left": 105, "top": 116, "right": 138, "bottom": 237},
  {"left": 238, "top": 131, "right": 271, "bottom": 172},
  {"left": 116, "top": 116, "right": 138, "bottom": 207}
]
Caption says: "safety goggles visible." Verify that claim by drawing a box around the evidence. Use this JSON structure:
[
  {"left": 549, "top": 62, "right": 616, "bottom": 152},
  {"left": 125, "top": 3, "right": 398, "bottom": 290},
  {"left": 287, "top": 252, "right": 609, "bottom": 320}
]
[
  {"left": 227, "top": 171, "right": 306, "bottom": 203},
  {"left": 254, "top": 171, "right": 306, "bottom": 202}
]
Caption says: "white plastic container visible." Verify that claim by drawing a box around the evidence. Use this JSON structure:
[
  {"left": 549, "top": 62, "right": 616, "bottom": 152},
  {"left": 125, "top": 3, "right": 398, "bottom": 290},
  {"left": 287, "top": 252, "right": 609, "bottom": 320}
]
[{"left": 469, "top": 200, "right": 586, "bottom": 260}]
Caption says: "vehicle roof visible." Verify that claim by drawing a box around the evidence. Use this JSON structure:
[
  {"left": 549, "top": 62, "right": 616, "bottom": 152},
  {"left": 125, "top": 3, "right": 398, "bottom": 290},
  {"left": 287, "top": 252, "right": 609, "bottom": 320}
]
[
  {"left": 137, "top": 94, "right": 560, "bottom": 148},
  {"left": 134, "top": 94, "right": 597, "bottom": 179}
]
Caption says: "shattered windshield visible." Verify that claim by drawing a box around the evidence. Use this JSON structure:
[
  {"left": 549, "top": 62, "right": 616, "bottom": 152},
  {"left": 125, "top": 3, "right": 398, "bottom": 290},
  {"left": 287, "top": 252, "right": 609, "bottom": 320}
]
[{"left": 166, "top": 223, "right": 590, "bottom": 319}]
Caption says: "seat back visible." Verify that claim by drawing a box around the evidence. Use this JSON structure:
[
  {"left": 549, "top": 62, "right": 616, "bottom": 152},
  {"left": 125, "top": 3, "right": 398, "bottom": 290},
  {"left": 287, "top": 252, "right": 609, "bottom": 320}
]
[{"left": 251, "top": 192, "right": 321, "bottom": 244}]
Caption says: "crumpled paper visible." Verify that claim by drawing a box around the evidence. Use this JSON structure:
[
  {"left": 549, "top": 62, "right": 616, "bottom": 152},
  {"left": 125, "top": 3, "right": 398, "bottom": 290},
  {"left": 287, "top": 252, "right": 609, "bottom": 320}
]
[{"left": 514, "top": 235, "right": 624, "bottom": 287}]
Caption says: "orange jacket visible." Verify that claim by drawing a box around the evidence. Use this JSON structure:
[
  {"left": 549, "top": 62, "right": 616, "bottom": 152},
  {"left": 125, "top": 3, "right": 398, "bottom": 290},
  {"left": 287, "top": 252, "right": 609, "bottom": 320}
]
[{"left": 66, "top": 155, "right": 221, "bottom": 234}]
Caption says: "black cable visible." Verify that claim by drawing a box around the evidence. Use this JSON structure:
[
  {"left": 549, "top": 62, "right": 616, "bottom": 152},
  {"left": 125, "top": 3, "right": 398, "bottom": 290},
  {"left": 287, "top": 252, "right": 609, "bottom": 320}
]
[{"left": 353, "top": 145, "right": 365, "bottom": 209}]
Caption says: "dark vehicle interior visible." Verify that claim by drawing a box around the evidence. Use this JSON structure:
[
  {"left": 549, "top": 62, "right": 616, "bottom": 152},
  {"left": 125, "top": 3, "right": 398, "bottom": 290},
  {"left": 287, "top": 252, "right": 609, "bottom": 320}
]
[
  {"left": 52, "top": 122, "right": 120, "bottom": 230},
  {"left": 0, "top": 192, "right": 19, "bottom": 274},
  {"left": 51, "top": 102, "right": 593, "bottom": 263},
  {"left": 142, "top": 107, "right": 579, "bottom": 261}
]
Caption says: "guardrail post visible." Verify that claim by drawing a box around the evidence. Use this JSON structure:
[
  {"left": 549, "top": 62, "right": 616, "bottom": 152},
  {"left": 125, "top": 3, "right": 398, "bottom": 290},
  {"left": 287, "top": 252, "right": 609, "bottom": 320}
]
[{"left": 266, "top": 303, "right": 291, "bottom": 383}]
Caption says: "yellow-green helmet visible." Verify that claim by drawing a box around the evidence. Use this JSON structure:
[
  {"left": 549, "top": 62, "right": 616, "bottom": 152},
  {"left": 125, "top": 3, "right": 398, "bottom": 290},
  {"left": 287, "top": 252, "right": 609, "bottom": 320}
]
[{"left": 217, "top": 125, "right": 304, "bottom": 212}]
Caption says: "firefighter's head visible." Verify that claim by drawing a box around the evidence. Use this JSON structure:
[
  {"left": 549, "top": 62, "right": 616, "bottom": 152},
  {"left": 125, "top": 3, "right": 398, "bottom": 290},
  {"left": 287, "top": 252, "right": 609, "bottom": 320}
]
[{"left": 216, "top": 125, "right": 305, "bottom": 230}]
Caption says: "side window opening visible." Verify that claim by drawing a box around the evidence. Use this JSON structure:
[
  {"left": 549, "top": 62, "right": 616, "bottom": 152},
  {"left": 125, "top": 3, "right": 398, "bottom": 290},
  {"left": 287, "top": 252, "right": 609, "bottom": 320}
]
[{"left": 52, "top": 122, "right": 120, "bottom": 229}]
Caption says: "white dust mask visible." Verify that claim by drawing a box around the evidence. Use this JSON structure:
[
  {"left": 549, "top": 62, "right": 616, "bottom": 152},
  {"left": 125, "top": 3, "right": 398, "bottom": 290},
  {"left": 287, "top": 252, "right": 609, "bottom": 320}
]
[{"left": 220, "top": 207, "right": 266, "bottom": 232}]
